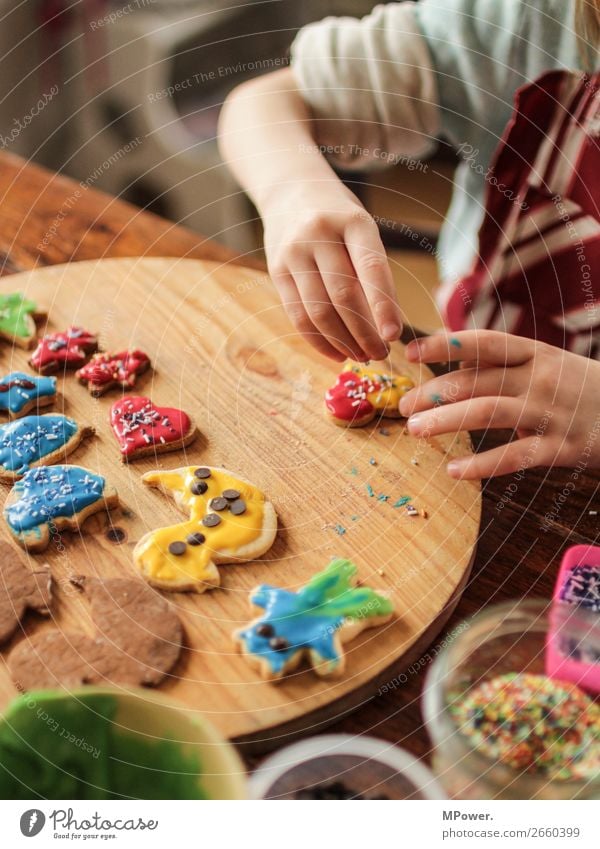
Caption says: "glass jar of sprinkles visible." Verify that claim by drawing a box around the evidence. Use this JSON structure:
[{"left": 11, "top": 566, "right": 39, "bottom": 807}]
[{"left": 423, "top": 599, "right": 600, "bottom": 800}]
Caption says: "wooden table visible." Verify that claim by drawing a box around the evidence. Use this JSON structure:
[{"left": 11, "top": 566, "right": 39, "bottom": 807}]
[{"left": 1, "top": 150, "right": 599, "bottom": 767}]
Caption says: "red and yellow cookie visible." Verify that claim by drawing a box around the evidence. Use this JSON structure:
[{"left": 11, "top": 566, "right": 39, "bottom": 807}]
[{"left": 325, "top": 362, "right": 414, "bottom": 427}]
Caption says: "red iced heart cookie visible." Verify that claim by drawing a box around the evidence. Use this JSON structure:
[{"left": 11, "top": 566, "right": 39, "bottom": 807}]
[{"left": 110, "top": 396, "right": 197, "bottom": 461}]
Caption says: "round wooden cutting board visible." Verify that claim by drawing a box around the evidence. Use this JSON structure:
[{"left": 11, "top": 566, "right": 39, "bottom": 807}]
[{"left": 0, "top": 257, "right": 481, "bottom": 747}]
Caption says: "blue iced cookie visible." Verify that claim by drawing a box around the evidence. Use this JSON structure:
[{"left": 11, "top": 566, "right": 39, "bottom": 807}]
[
  {"left": 0, "top": 414, "right": 94, "bottom": 481},
  {"left": 234, "top": 557, "right": 394, "bottom": 680},
  {"left": 0, "top": 372, "right": 56, "bottom": 418},
  {"left": 4, "top": 464, "right": 119, "bottom": 552}
]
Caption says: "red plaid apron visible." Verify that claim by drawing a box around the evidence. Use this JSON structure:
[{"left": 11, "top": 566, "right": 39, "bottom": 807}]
[{"left": 445, "top": 70, "right": 600, "bottom": 358}]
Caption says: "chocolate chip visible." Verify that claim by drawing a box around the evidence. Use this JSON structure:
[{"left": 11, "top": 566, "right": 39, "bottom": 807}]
[
  {"left": 256, "top": 623, "right": 274, "bottom": 638},
  {"left": 187, "top": 532, "right": 206, "bottom": 546},
  {"left": 191, "top": 480, "right": 208, "bottom": 496},
  {"left": 210, "top": 497, "right": 228, "bottom": 511},
  {"left": 222, "top": 489, "right": 241, "bottom": 501},
  {"left": 202, "top": 513, "right": 221, "bottom": 528},
  {"left": 168, "top": 541, "right": 187, "bottom": 556},
  {"left": 269, "top": 636, "right": 289, "bottom": 652},
  {"left": 230, "top": 499, "right": 247, "bottom": 515},
  {"left": 194, "top": 467, "right": 211, "bottom": 479}
]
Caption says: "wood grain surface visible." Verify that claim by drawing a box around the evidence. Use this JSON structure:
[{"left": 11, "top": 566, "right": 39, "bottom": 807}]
[
  {"left": 0, "top": 257, "right": 480, "bottom": 744},
  {"left": 1, "top": 151, "right": 599, "bottom": 767}
]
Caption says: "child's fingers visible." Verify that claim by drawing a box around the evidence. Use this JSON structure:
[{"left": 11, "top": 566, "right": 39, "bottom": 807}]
[
  {"left": 458, "top": 360, "right": 496, "bottom": 370},
  {"left": 406, "top": 330, "right": 535, "bottom": 367},
  {"left": 399, "top": 367, "right": 518, "bottom": 416},
  {"left": 289, "top": 259, "right": 372, "bottom": 361},
  {"left": 273, "top": 273, "right": 347, "bottom": 362},
  {"left": 447, "top": 436, "right": 547, "bottom": 480},
  {"left": 315, "top": 244, "right": 390, "bottom": 361},
  {"left": 406, "top": 397, "right": 540, "bottom": 437},
  {"left": 344, "top": 219, "right": 404, "bottom": 343}
]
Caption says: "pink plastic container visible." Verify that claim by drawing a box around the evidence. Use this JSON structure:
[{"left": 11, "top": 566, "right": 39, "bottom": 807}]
[{"left": 546, "top": 544, "right": 600, "bottom": 694}]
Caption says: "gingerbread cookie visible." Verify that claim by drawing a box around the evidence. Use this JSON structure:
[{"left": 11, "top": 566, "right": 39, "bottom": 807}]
[
  {"left": 134, "top": 466, "right": 278, "bottom": 593},
  {"left": 234, "top": 557, "right": 393, "bottom": 680},
  {"left": 9, "top": 575, "right": 182, "bottom": 690},
  {"left": 325, "top": 362, "right": 414, "bottom": 427},
  {"left": 0, "top": 414, "right": 94, "bottom": 481},
  {"left": 29, "top": 326, "right": 98, "bottom": 374},
  {"left": 4, "top": 464, "right": 119, "bottom": 552},
  {"left": 0, "top": 372, "right": 57, "bottom": 418},
  {"left": 0, "top": 292, "right": 45, "bottom": 350},
  {"left": 0, "top": 543, "right": 51, "bottom": 644},
  {"left": 110, "top": 396, "right": 197, "bottom": 461},
  {"left": 77, "top": 349, "right": 151, "bottom": 396}
]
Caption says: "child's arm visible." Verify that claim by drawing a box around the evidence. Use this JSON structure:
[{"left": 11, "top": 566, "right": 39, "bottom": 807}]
[
  {"left": 218, "top": 2, "right": 444, "bottom": 363},
  {"left": 399, "top": 330, "right": 600, "bottom": 479},
  {"left": 218, "top": 67, "right": 401, "bottom": 363}
]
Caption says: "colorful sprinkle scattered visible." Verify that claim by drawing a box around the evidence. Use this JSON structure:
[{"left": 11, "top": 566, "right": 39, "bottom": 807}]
[
  {"left": 377, "top": 494, "right": 390, "bottom": 503},
  {"left": 369, "top": 457, "right": 377, "bottom": 466},
  {"left": 431, "top": 393, "right": 444, "bottom": 405},
  {"left": 379, "top": 427, "right": 391, "bottom": 437},
  {"left": 366, "top": 484, "right": 375, "bottom": 497},
  {"left": 450, "top": 337, "right": 462, "bottom": 348},
  {"left": 406, "top": 505, "right": 419, "bottom": 516},
  {"left": 393, "top": 496, "right": 412, "bottom": 508},
  {"left": 334, "top": 524, "right": 346, "bottom": 536},
  {"left": 411, "top": 457, "right": 419, "bottom": 466},
  {"left": 351, "top": 515, "right": 360, "bottom": 522},
  {"left": 589, "top": 510, "right": 597, "bottom": 516},
  {"left": 349, "top": 467, "right": 358, "bottom": 476},
  {"left": 450, "top": 673, "right": 600, "bottom": 780}
]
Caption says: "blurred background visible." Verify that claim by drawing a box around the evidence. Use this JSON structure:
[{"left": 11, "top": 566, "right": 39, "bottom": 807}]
[{"left": 1, "top": 0, "right": 456, "bottom": 330}]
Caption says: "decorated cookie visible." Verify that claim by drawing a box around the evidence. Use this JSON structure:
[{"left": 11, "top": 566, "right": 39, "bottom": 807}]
[
  {"left": 0, "top": 372, "right": 57, "bottom": 419},
  {"left": 4, "top": 464, "right": 119, "bottom": 552},
  {"left": 0, "top": 414, "right": 94, "bottom": 482},
  {"left": 77, "top": 349, "right": 151, "bottom": 396},
  {"left": 234, "top": 557, "right": 393, "bottom": 680},
  {"left": 134, "top": 466, "right": 278, "bottom": 593},
  {"left": 0, "top": 543, "right": 51, "bottom": 644},
  {"left": 29, "top": 326, "right": 98, "bottom": 374},
  {"left": 0, "top": 292, "right": 45, "bottom": 350},
  {"left": 9, "top": 575, "right": 183, "bottom": 690},
  {"left": 110, "top": 396, "right": 197, "bottom": 461},
  {"left": 325, "top": 362, "right": 414, "bottom": 427}
]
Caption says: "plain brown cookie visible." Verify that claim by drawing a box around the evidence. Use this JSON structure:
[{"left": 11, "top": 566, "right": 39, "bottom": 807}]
[
  {"left": 9, "top": 575, "right": 183, "bottom": 691},
  {"left": 0, "top": 543, "right": 51, "bottom": 644}
]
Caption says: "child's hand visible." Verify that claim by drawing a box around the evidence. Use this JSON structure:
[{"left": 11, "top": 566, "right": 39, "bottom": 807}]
[
  {"left": 263, "top": 185, "right": 403, "bottom": 363},
  {"left": 399, "top": 330, "right": 600, "bottom": 480}
]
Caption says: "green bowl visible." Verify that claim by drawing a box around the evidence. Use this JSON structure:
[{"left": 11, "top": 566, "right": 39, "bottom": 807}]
[{"left": 0, "top": 687, "right": 247, "bottom": 800}]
